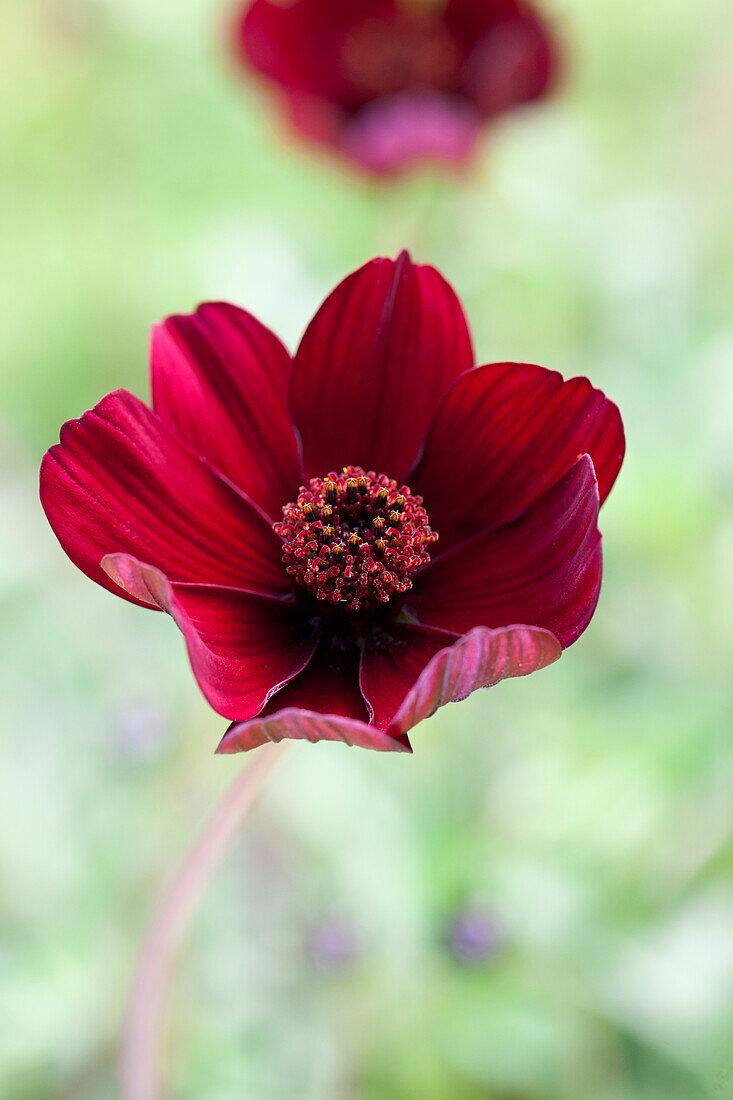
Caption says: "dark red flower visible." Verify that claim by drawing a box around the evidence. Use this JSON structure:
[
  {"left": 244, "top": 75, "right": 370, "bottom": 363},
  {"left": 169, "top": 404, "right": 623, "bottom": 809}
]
[
  {"left": 40, "top": 253, "right": 624, "bottom": 755},
  {"left": 235, "top": 0, "right": 558, "bottom": 174}
]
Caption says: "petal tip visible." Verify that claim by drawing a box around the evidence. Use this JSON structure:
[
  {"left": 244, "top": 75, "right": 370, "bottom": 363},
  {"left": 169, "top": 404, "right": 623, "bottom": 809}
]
[
  {"left": 100, "top": 553, "right": 169, "bottom": 609},
  {"left": 218, "top": 708, "right": 413, "bottom": 755},
  {"left": 389, "top": 623, "right": 563, "bottom": 738}
]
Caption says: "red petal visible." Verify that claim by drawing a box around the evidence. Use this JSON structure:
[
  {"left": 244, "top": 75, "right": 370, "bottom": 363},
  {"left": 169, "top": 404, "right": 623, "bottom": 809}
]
[
  {"left": 258, "top": 635, "right": 369, "bottom": 721},
  {"left": 218, "top": 633, "right": 411, "bottom": 754},
  {"left": 446, "top": 1, "right": 557, "bottom": 114},
  {"left": 412, "top": 362, "right": 624, "bottom": 553},
  {"left": 407, "top": 456, "right": 601, "bottom": 648},
  {"left": 218, "top": 622, "right": 561, "bottom": 754},
  {"left": 279, "top": 89, "right": 347, "bottom": 151},
  {"left": 151, "top": 303, "right": 300, "bottom": 521},
  {"left": 40, "top": 390, "right": 287, "bottom": 607},
  {"left": 447, "top": 0, "right": 542, "bottom": 42},
  {"left": 218, "top": 709, "right": 411, "bottom": 755},
  {"left": 291, "top": 253, "right": 474, "bottom": 482},
  {"left": 446, "top": 0, "right": 523, "bottom": 36},
  {"left": 102, "top": 555, "right": 318, "bottom": 721},
  {"left": 360, "top": 622, "right": 460, "bottom": 729},
  {"left": 345, "top": 92, "right": 480, "bottom": 175},
  {"left": 237, "top": 0, "right": 395, "bottom": 105},
  {"left": 387, "top": 623, "right": 561, "bottom": 735}
]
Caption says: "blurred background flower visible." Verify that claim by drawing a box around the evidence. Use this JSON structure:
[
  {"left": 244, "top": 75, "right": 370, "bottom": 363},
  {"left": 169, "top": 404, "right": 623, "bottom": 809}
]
[
  {"left": 236, "top": 0, "right": 558, "bottom": 174},
  {"left": 308, "top": 916, "right": 361, "bottom": 973},
  {"left": 1, "top": 0, "right": 733, "bottom": 1098},
  {"left": 446, "top": 906, "right": 504, "bottom": 966}
]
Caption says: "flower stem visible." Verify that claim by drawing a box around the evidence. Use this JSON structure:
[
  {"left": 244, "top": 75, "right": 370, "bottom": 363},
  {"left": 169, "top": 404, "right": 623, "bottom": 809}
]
[{"left": 120, "top": 741, "right": 289, "bottom": 1100}]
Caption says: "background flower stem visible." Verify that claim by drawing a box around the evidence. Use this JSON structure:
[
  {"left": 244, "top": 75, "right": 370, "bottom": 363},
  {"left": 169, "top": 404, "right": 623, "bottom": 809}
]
[{"left": 119, "top": 740, "right": 289, "bottom": 1100}]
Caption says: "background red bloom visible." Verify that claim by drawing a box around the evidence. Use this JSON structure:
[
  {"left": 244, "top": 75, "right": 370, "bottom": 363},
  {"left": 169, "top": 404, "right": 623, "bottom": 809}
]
[
  {"left": 40, "top": 253, "right": 623, "bottom": 754},
  {"left": 235, "top": 0, "right": 559, "bottom": 174}
]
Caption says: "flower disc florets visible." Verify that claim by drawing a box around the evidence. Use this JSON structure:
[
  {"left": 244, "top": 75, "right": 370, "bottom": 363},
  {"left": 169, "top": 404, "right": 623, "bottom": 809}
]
[{"left": 275, "top": 466, "right": 438, "bottom": 611}]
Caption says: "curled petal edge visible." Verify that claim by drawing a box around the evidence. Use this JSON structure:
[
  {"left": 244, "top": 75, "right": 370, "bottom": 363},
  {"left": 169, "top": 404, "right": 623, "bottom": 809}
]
[
  {"left": 102, "top": 552, "right": 169, "bottom": 608},
  {"left": 387, "top": 623, "right": 561, "bottom": 736},
  {"left": 218, "top": 709, "right": 414, "bottom": 756},
  {"left": 101, "top": 554, "right": 318, "bottom": 721},
  {"left": 217, "top": 624, "right": 562, "bottom": 756}
]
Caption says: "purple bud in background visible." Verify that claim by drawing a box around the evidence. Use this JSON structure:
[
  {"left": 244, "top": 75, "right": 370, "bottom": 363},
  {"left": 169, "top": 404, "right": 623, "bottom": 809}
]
[
  {"left": 447, "top": 908, "right": 502, "bottom": 966},
  {"left": 309, "top": 918, "right": 360, "bottom": 973}
]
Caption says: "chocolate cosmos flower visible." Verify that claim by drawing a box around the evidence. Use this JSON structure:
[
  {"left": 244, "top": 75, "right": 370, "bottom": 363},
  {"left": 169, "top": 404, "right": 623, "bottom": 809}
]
[
  {"left": 236, "top": 0, "right": 558, "bottom": 174},
  {"left": 40, "top": 254, "right": 624, "bottom": 755}
]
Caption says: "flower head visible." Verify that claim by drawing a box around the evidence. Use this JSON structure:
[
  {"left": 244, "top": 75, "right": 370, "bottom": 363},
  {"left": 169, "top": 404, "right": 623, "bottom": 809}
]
[
  {"left": 235, "top": 0, "right": 559, "bottom": 174},
  {"left": 275, "top": 466, "right": 438, "bottom": 611},
  {"left": 40, "top": 253, "right": 624, "bottom": 755}
]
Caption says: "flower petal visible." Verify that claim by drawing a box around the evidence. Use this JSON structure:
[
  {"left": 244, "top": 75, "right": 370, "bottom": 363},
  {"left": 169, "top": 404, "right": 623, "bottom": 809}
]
[
  {"left": 259, "top": 635, "right": 369, "bottom": 721},
  {"left": 411, "top": 362, "right": 624, "bottom": 553},
  {"left": 406, "top": 456, "right": 601, "bottom": 648},
  {"left": 218, "top": 622, "right": 561, "bottom": 754},
  {"left": 345, "top": 92, "right": 480, "bottom": 175},
  {"left": 387, "top": 623, "right": 561, "bottom": 736},
  {"left": 102, "top": 555, "right": 318, "bottom": 721},
  {"left": 360, "top": 621, "right": 461, "bottom": 729},
  {"left": 218, "top": 633, "right": 411, "bottom": 754},
  {"left": 279, "top": 88, "right": 347, "bottom": 153},
  {"left": 151, "top": 303, "right": 300, "bottom": 521},
  {"left": 238, "top": 0, "right": 395, "bottom": 105},
  {"left": 446, "top": 0, "right": 529, "bottom": 38},
  {"left": 218, "top": 709, "right": 411, "bottom": 755},
  {"left": 40, "top": 390, "right": 287, "bottom": 606},
  {"left": 446, "top": 0, "right": 557, "bottom": 114},
  {"left": 291, "top": 253, "right": 474, "bottom": 482}
]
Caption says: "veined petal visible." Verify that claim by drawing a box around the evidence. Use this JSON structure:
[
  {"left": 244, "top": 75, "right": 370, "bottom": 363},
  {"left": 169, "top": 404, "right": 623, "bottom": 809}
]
[
  {"left": 40, "top": 390, "right": 287, "bottom": 606},
  {"left": 151, "top": 303, "right": 300, "bottom": 521},
  {"left": 407, "top": 456, "right": 602, "bottom": 648},
  {"left": 102, "top": 555, "right": 318, "bottom": 721},
  {"left": 388, "top": 622, "right": 561, "bottom": 735},
  {"left": 256, "top": 635, "right": 369, "bottom": 722},
  {"left": 218, "top": 622, "right": 560, "bottom": 754},
  {"left": 291, "top": 253, "right": 474, "bottom": 482},
  {"left": 217, "top": 633, "right": 411, "bottom": 754},
  {"left": 360, "top": 621, "right": 461, "bottom": 729},
  {"left": 218, "top": 709, "right": 411, "bottom": 755},
  {"left": 412, "top": 362, "right": 624, "bottom": 553}
]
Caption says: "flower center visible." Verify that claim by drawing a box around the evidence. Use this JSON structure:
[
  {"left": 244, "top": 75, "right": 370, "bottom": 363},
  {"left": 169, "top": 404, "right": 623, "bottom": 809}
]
[
  {"left": 274, "top": 466, "right": 438, "bottom": 612},
  {"left": 342, "top": 17, "right": 461, "bottom": 99}
]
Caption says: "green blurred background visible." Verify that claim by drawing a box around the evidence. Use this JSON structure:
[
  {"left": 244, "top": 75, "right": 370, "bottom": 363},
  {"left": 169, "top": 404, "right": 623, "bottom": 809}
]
[{"left": 2, "top": 1, "right": 733, "bottom": 1097}]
